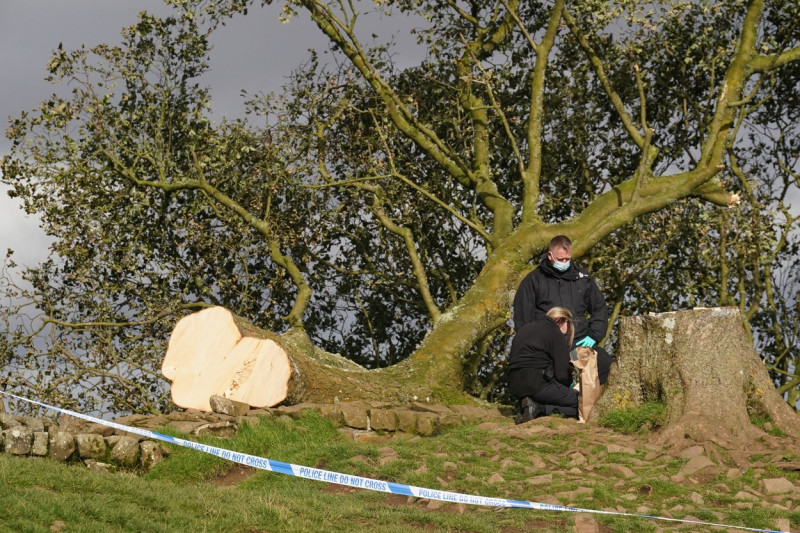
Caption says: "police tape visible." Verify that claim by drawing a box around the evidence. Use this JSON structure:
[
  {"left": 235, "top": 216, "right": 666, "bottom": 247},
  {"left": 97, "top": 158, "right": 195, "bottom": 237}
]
[{"left": 0, "top": 391, "right": 788, "bottom": 533}]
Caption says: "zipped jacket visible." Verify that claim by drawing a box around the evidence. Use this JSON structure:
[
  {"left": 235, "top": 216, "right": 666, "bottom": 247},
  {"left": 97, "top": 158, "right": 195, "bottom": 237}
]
[
  {"left": 508, "top": 316, "right": 573, "bottom": 386},
  {"left": 513, "top": 255, "right": 609, "bottom": 342}
]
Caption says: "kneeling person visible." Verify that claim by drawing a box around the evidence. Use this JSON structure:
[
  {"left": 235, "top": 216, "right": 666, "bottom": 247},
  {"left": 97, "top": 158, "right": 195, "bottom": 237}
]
[{"left": 508, "top": 307, "right": 577, "bottom": 423}]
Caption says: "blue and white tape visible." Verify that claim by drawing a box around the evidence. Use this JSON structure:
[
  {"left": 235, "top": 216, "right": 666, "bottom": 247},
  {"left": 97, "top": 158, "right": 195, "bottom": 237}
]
[{"left": 0, "top": 392, "right": 788, "bottom": 533}]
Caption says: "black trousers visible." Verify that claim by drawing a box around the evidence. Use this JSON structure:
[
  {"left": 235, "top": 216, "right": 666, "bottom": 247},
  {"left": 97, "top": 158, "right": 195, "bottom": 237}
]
[{"left": 508, "top": 367, "right": 578, "bottom": 418}]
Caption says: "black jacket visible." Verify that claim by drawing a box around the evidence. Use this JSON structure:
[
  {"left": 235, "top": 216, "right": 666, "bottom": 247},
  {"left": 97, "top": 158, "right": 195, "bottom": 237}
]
[
  {"left": 513, "top": 255, "right": 609, "bottom": 342},
  {"left": 508, "top": 316, "right": 572, "bottom": 386}
]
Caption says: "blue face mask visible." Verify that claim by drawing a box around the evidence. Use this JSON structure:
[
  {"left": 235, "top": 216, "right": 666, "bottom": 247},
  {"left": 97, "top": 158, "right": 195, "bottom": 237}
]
[{"left": 552, "top": 259, "right": 571, "bottom": 272}]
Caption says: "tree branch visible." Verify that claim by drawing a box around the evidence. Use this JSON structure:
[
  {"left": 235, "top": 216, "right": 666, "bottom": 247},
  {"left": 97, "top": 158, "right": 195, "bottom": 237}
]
[
  {"left": 750, "top": 44, "right": 800, "bottom": 72},
  {"left": 452, "top": 2, "right": 519, "bottom": 243},
  {"left": 370, "top": 195, "right": 442, "bottom": 323},
  {"left": 300, "top": 0, "right": 473, "bottom": 186},
  {"left": 698, "top": 0, "right": 764, "bottom": 166},
  {"left": 519, "top": 0, "right": 564, "bottom": 222},
  {"left": 563, "top": 7, "right": 645, "bottom": 148},
  {"left": 191, "top": 168, "right": 311, "bottom": 326}
]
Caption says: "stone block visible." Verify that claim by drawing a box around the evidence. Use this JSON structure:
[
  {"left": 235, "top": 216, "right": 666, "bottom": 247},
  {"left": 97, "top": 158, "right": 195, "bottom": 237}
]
[
  {"left": 759, "top": 478, "right": 795, "bottom": 495},
  {"left": 165, "top": 411, "right": 211, "bottom": 422},
  {"left": 369, "top": 409, "right": 397, "bottom": 431},
  {"left": 164, "top": 420, "right": 206, "bottom": 435},
  {"left": 0, "top": 413, "right": 21, "bottom": 430},
  {"left": 608, "top": 464, "right": 635, "bottom": 478},
  {"left": 438, "top": 414, "right": 464, "bottom": 430},
  {"left": 58, "top": 415, "right": 114, "bottom": 436},
  {"left": 416, "top": 413, "right": 438, "bottom": 436},
  {"left": 113, "top": 414, "right": 152, "bottom": 428},
  {"left": 22, "top": 417, "right": 46, "bottom": 432},
  {"left": 49, "top": 432, "right": 75, "bottom": 461},
  {"left": 681, "top": 456, "right": 719, "bottom": 477},
  {"left": 108, "top": 435, "right": 141, "bottom": 468},
  {"left": 194, "top": 421, "right": 237, "bottom": 438},
  {"left": 395, "top": 410, "right": 418, "bottom": 433},
  {"left": 317, "top": 404, "right": 343, "bottom": 425},
  {"left": 340, "top": 404, "right": 369, "bottom": 430},
  {"left": 75, "top": 433, "right": 107, "bottom": 460},
  {"left": 337, "top": 427, "right": 359, "bottom": 441},
  {"left": 4, "top": 426, "right": 33, "bottom": 455},
  {"left": 140, "top": 441, "right": 165, "bottom": 470},
  {"left": 31, "top": 431, "right": 49, "bottom": 456},
  {"left": 209, "top": 395, "right": 250, "bottom": 417}
]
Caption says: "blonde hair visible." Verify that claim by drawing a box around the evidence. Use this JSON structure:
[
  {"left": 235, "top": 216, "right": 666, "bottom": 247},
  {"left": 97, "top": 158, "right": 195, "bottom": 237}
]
[{"left": 547, "top": 306, "right": 575, "bottom": 346}]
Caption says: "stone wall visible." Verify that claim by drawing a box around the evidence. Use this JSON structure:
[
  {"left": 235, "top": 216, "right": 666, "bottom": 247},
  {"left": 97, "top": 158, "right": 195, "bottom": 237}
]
[
  {"left": 0, "top": 397, "right": 509, "bottom": 471},
  {"left": 0, "top": 410, "right": 169, "bottom": 472}
]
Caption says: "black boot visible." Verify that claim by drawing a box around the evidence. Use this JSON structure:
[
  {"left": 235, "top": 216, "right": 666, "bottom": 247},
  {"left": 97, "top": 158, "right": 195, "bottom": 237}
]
[{"left": 514, "top": 397, "right": 545, "bottom": 424}]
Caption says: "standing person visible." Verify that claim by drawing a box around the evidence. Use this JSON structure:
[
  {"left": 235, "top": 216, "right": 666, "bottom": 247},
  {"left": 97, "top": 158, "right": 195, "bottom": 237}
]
[
  {"left": 513, "top": 235, "right": 614, "bottom": 384},
  {"left": 508, "top": 307, "right": 578, "bottom": 423}
]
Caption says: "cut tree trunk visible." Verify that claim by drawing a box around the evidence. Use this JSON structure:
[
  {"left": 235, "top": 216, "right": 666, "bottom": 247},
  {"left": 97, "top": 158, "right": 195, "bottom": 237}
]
[
  {"left": 161, "top": 306, "right": 477, "bottom": 411},
  {"left": 590, "top": 307, "right": 800, "bottom": 453},
  {"left": 160, "top": 245, "right": 532, "bottom": 411},
  {"left": 163, "top": 307, "right": 293, "bottom": 411},
  {"left": 163, "top": 306, "right": 365, "bottom": 411}
]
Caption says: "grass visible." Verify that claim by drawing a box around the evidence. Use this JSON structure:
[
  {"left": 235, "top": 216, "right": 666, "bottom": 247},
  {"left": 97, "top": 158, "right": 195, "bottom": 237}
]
[
  {"left": 0, "top": 408, "right": 797, "bottom": 532},
  {"left": 750, "top": 412, "right": 789, "bottom": 437},
  {"left": 597, "top": 400, "right": 667, "bottom": 433}
]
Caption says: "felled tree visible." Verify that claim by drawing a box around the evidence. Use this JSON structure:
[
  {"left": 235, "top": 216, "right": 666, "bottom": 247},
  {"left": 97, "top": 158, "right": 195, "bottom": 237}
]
[
  {"left": 2, "top": 0, "right": 800, "bottom": 414},
  {"left": 591, "top": 307, "right": 800, "bottom": 450}
]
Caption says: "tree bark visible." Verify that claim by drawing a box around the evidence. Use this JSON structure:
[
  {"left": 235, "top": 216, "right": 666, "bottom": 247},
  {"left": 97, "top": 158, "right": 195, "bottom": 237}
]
[
  {"left": 160, "top": 238, "right": 541, "bottom": 411},
  {"left": 162, "top": 306, "right": 484, "bottom": 411},
  {"left": 590, "top": 307, "right": 800, "bottom": 453}
]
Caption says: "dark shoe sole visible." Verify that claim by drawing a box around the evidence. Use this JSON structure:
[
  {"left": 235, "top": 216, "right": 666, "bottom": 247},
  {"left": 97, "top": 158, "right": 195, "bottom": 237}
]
[{"left": 514, "top": 397, "right": 545, "bottom": 424}]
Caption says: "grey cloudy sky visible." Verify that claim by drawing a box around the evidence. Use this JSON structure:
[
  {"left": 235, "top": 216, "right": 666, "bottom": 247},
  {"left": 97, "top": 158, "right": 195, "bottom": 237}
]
[{"left": 1, "top": 0, "right": 422, "bottom": 272}]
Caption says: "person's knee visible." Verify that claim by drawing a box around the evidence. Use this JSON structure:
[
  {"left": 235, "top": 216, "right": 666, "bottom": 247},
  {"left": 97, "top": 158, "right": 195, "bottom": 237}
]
[{"left": 546, "top": 404, "right": 578, "bottom": 418}]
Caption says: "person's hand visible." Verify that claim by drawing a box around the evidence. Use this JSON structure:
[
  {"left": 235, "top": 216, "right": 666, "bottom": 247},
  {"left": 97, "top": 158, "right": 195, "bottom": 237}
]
[{"left": 575, "top": 336, "right": 596, "bottom": 348}]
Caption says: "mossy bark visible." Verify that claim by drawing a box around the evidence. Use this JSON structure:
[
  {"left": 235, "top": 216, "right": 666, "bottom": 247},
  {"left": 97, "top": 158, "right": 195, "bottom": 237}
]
[
  {"left": 164, "top": 241, "right": 535, "bottom": 408},
  {"left": 251, "top": 250, "right": 528, "bottom": 406}
]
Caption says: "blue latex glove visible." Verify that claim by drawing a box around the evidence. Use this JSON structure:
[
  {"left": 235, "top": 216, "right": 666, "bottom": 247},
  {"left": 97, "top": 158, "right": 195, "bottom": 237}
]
[{"left": 575, "top": 336, "right": 596, "bottom": 348}]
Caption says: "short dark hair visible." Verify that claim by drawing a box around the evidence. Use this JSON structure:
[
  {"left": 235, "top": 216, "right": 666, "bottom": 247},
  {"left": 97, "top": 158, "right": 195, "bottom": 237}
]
[{"left": 549, "top": 235, "right": 572, "bottom": 252}]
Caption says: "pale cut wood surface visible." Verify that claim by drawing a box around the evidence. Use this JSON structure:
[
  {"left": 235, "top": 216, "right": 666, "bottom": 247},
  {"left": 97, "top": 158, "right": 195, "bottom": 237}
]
[{"left": 162, "top": 306, "right": 291, "bottom": 411}]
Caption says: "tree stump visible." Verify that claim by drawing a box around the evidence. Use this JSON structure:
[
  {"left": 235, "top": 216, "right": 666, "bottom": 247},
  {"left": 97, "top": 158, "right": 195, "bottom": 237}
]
[{"left": 591, "top": 307, "right": 800, "bottom": 452}]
